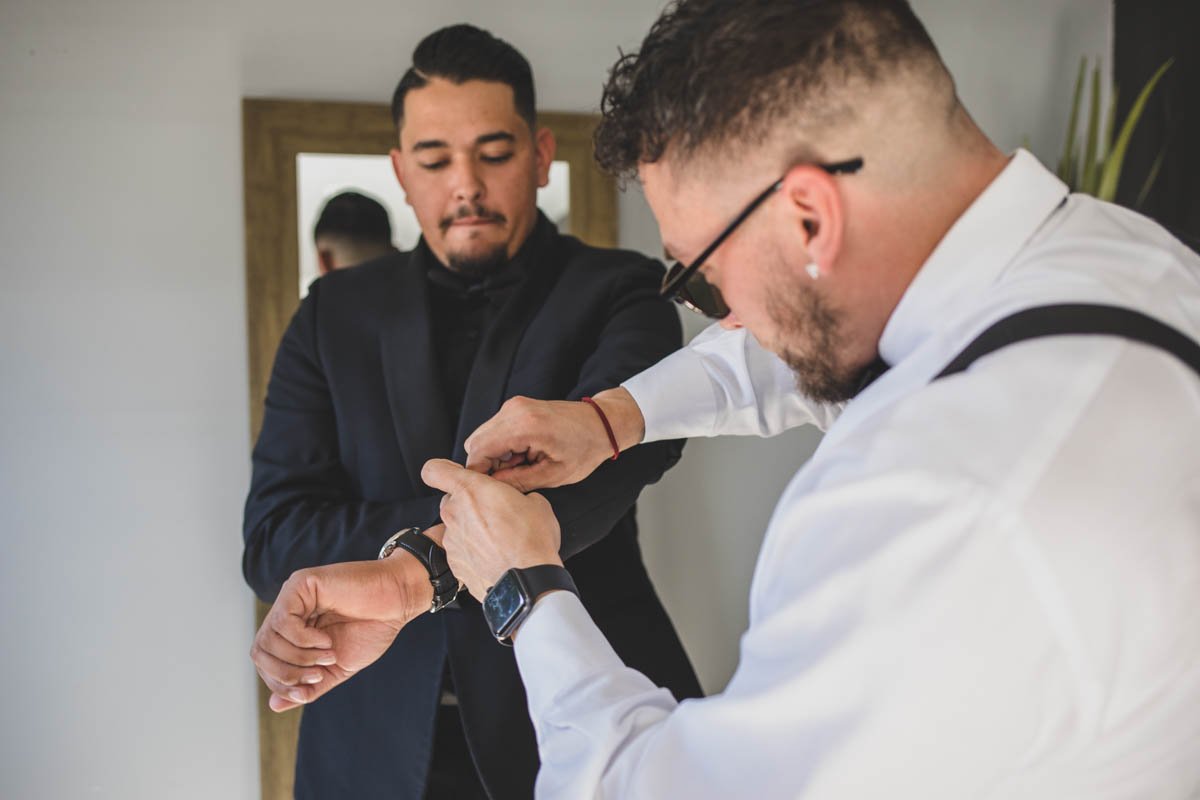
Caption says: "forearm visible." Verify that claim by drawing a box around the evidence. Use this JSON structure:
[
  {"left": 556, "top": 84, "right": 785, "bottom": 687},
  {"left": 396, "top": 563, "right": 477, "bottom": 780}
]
[{"left": 242, "top": 491, "right": 441, "bottom": 602}]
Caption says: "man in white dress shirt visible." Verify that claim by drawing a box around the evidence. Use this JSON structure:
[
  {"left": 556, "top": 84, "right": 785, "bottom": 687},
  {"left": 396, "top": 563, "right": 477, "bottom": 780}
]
[{"left": 252, "top": 0, "right": 1200, "bottom": 796}]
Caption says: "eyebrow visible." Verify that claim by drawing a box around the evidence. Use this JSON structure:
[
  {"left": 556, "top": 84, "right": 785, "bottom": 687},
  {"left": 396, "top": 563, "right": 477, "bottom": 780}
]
[{"left": 411, "top": 130, "right": 517, "bottom": 152}]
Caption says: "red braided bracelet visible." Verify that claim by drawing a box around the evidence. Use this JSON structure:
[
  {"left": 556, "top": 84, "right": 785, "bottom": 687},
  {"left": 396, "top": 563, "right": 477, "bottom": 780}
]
[{"left": 581, "top": 396, "right": 620, "bottom": 461}]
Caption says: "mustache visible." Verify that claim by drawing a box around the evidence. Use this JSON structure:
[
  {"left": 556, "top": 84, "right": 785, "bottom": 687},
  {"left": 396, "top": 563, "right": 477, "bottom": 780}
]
[{"left": 439, "top": 204, "right": 506, "bottom": 232}]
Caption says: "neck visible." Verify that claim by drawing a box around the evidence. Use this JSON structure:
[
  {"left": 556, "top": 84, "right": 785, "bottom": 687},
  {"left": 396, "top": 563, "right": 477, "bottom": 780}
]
[{"left": 842, "top": 142, "right": 1010, "bottom": 367}]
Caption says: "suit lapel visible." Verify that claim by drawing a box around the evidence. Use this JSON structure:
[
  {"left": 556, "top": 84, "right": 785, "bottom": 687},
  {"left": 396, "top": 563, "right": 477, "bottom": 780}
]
[
  {"left": 452, "top": 224, "right": 565, "bottom": 460},
  {"left": 379, "top": 244, "right": 454, "bottom": 490}
]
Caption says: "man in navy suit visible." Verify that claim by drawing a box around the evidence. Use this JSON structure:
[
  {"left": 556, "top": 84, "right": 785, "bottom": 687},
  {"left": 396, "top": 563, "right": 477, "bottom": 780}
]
[{"left": 244, "top": 24, "right": 701, "bottom": 800}]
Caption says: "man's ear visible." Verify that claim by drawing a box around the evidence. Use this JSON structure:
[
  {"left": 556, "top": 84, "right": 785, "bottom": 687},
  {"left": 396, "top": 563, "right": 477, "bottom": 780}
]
[
  {"left": 533, "top": 127, "right": 557, "bottom": 188},
  {"left": 317, "top": 247, "right": 336, "bottom": 276},
  {"left": 389, "top": 147, "right": 412, "bottom": 205},
  {"left": 780, "top": 164, "right": 845, "bottom": 276}
]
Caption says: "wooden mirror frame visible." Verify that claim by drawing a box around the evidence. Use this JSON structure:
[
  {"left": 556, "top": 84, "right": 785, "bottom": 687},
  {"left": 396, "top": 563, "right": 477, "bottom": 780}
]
[{"left": 241, "top": 98, "right": 616, "bottom": 800}]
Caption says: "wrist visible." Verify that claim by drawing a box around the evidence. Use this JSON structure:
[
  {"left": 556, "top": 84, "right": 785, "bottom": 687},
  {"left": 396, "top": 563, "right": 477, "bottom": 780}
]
[
  {"left": 590, "top": 387, "right": 645, "bottom": 452},
  {"left": 381, "top": 550, "right": 434, "bottom": 622},
  {"left": 482, "top": 563, "right": 578, "bottom": 646}
]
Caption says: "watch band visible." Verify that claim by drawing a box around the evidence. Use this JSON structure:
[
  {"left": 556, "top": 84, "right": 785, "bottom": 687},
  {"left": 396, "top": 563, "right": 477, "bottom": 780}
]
[
  {"left": 517, "top": 564, "right": 579, "bottom": 599},
  {"left": 378, "top": 527, "right": 460, "bottom": 613},
  {"left": 483, "top": 564, "right": 578, "bottom": 646}
]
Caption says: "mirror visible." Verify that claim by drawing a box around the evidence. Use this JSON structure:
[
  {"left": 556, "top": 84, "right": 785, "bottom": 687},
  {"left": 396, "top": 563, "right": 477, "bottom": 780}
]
[
  {"left": 295, "top": 154, "right": 571, "bottom": 296},
  {"left": 242, "top": 98, "right": 616, "bottom": 800}
]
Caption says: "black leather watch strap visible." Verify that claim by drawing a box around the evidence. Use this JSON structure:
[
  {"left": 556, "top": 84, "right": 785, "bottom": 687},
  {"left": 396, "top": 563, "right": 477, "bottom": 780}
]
[
  {"left": 379, "top": 527, "right": 459, "bottom": 613},
  {"left": 518, "top": 564, "right": 579, "bottom": 600}
]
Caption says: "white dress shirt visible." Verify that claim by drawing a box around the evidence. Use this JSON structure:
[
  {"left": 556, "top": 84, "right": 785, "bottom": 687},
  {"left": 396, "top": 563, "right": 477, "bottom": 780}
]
[{"left": 514, "top": 150, "right": 1200, "bottom": 798}]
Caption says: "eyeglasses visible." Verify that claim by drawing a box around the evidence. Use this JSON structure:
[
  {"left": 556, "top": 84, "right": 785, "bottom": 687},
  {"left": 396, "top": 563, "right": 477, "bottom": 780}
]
[{"left": 660, "top": 157, "right": 864, "bottom": 319}]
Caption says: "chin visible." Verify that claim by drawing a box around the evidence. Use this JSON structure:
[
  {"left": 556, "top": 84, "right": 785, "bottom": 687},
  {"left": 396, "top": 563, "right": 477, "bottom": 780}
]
[{"left": 446, "top": 243, "right": 510, "bottom": 279}]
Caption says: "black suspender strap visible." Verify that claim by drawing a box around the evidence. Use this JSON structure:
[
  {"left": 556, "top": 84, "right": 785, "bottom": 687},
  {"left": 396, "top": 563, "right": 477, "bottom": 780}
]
[{"left": 933, "top": 303, "right": 1200, "bottom": 382}]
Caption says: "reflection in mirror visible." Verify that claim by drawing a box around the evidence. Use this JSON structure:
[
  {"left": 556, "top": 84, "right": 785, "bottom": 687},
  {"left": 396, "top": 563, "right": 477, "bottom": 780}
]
[{"left": 296, "top": 154, "right": 570, "bottom": 297}]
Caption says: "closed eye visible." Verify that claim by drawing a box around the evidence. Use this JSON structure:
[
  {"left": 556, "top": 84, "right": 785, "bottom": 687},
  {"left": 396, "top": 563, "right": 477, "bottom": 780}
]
[
  {"left": 481, "top": 153, "right": 514, "bottom": 165},
  {"left": 419, "top": 160, "right": 449, "bottom": 171}
]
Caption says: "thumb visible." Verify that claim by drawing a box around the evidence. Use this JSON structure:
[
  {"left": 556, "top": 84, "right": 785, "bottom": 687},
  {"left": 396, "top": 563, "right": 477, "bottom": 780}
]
[{"left": 422, "top": 458, "right": 467, "bottom": 493}]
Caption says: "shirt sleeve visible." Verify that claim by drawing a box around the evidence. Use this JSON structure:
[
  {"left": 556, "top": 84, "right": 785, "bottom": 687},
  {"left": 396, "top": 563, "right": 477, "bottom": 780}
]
[
  {"left": 622, "top": 324, "right": 841, "bottom": 442},
  {"left": 242, "top": 283, "right": 442, "bottom": 602},
  {"left": 513, "top": 472, "right": 1106, "bottom": 799}
]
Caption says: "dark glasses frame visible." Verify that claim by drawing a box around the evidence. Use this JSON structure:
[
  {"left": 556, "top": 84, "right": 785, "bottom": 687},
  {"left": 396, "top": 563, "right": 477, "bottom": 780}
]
[{"left": 660, "top": 157, "right": 864, "bottom": 319}]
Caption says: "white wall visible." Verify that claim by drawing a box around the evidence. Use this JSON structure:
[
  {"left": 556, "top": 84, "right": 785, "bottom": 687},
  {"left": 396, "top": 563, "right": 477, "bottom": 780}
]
[{"left": 0, "top": 1, "right": 1109, "bottom": 797}]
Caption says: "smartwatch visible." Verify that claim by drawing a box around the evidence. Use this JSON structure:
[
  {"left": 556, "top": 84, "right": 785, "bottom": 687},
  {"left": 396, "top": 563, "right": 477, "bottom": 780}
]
[
  {"left": 378, "top": 527, "right": 459, "bottom": 613},
  {"left": 482, "top": 564, "right": 579, "bottom": 646}
]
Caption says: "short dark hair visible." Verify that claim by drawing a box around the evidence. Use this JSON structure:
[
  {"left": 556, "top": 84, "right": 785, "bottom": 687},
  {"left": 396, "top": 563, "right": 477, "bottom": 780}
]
[
  {"left": 595, "top": 0, "right": 947, "bottom": 179},
  {"left": 313, "top": 191, "right": 392, "bottom": 245},
  {"left": 390, "top": 24, "right": 536, "bottom": 134}
]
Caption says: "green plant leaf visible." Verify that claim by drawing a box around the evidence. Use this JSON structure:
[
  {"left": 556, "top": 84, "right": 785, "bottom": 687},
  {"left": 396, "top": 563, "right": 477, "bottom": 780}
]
[
  {"left": 1097, "top": 58, "right": 1173, "bottom": 202},
  {"left": 1058, "top": 57, "right": 1087, "bottom": 185},
  {"left": 1103, "top": 85, "right": 1119, "bottom": 158},
  {"left": 1081, "top": 63, "right": 1102, "bottom": 194},
  {"left": 1135, "top": 145, "right": 1167, "bottom": 209}
]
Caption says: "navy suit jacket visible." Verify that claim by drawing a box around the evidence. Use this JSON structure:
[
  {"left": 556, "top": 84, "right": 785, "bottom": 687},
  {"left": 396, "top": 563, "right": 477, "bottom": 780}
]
[{"left": 243, "top": 218, "right": 702, "bottom": 799}]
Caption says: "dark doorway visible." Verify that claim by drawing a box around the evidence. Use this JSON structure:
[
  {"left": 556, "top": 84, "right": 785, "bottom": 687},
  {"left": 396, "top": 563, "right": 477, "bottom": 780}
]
[{"left": 1113, "top": 0, "right": 1200, "bottom": 251}]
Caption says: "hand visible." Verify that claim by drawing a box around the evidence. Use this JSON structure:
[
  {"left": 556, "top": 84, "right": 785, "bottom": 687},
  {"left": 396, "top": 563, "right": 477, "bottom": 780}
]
[
  {"left": 249, "top": 555, "right": 428, "bottom": 712},
  {"left": 421, "top": 459, "right": 562, "bottom": 600},
  {"left": 463, "top": 388, "right": 646, "bottom": 491}
]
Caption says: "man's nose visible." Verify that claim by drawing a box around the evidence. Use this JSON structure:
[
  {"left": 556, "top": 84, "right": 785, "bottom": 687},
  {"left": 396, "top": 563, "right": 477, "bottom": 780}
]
[{"left": 450, "top": 160, "right": 485, "bottom": 203}]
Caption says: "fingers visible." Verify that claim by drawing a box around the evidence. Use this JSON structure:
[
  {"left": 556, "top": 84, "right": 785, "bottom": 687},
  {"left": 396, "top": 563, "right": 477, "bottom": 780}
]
[
  {"left": 421, "top": 458, "right": 474, "bottom": 494},
  {"left": 464, "top": 396, "right": 543, "bottom": 463},
  {"left": 268, "top": 692, "right": 301, "bottom": 713},
  {"left": 488, "top": 461, "right": 555, "bottom": 493},
  {"left": 271, "top": 607, "right": 334, "bottom": 651},
  {"left": 251, "top": 617, "right": 339, "bottom": 712},
  {"left": 464, "top": 449, "right": 530, "bottom": 475},
  {"left": 272, "top": 571, "right": 335, "bottom": 649},
  {"left": 255, "top": 625, "right": 337, "bottom": 671},
  {"left": 252, "top": 644, "right": 326, "bottom": 694}
]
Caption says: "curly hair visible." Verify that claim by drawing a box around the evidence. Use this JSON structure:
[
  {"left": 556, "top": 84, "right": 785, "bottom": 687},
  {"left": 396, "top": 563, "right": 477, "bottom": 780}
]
[{"left": 594, "top": 0, "right": 947, "bottom": 179}]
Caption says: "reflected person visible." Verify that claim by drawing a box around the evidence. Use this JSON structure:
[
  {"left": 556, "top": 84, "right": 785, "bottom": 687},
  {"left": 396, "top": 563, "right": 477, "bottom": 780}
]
[{"left": 313, "top": 190, "right": 399, "bottom": 276}]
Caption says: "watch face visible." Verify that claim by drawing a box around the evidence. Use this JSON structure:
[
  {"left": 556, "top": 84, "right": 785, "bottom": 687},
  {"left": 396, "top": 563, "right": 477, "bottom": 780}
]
[{"left": 483, "top": 570, "right": 527, "bottom": 638}]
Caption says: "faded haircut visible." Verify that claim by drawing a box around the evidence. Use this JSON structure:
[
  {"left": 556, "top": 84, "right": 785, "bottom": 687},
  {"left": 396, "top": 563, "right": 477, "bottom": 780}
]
[
  {"left": 313, "top": 191, "right": 392, "bottom": 246},
  {"left": 595, "top": 0, "right": 953, "bottom": 179}
]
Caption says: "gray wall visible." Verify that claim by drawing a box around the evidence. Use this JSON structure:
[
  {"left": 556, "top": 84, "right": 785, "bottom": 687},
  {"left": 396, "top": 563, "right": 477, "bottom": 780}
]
[{"left": 0, "top": 1, "right": 1109, "bottom": 797}]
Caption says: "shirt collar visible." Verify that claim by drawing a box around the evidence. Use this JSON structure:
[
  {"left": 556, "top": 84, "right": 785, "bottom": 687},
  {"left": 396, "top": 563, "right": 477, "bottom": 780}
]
[{"left": 878, "top": 149, "right": 1069, "bottom": 367}]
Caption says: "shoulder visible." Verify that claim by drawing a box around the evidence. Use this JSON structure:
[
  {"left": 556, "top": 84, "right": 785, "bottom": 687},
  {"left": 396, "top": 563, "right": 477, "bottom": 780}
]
[
  {"left": 552, "top": 232, "right": 666, "bottom": 287},
  {"left": 300, "top": 249, "right": 417, "bottom": 318},
  {"left": 1005, "top": 195, "right": 1200, "bottom": 336},
  {"left": 310, "top": 249, "right": 409, "bottom": 296}
]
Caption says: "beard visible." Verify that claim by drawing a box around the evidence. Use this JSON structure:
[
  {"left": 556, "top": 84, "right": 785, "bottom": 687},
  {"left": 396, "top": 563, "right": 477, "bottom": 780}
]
[
  {"left": 766, "top": 275, "right": 870, "bottom": 405},
  {"left": 440, "top": 203, "right": 510, "bottom": 280},
  {"left": 446, "top": 245, "right": 508, "bottom": 281}
]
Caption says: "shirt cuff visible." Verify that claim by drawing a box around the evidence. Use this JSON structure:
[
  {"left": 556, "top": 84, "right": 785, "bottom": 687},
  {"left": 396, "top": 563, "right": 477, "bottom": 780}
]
[{"left": 622, "top": 346, "right": 719, "bottom": 443}]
